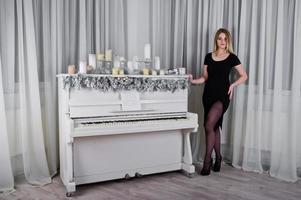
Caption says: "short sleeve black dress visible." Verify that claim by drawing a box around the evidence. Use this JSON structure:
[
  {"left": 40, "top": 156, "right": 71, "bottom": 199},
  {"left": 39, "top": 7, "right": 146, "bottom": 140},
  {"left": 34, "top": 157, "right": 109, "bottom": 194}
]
[{"left": 202, "top": 52, "right": 241, "bottom": 129}]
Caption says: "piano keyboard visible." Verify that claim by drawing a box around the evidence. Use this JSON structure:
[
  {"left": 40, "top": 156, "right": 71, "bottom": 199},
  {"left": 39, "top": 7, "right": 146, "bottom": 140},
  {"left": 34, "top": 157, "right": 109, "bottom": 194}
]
[
  {"left": 73, "top": 112, "right": 187, "bottom": 122},
  {"left": 77, "top": 116, "right": 187, "bottom": 127},
  {"left": 72, "top": 113, "right": 198, "bottom": 137}
]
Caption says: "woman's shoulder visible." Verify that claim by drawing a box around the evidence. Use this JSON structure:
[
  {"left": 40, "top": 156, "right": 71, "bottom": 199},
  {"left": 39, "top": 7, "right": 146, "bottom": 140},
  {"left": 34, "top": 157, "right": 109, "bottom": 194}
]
[
  {"left": 229, "top": 52, "right": 241, "bottom": 65},
  {"left": 229, "top": 52, "right": 239, "bottom": 58},
  {"left": 205, "top": 52, "right": 213, "bottom": 59},
  {"left": 204, "top": 52, "right": 212, "bottom": 65},
  {"left": 206, "top": 52, "right": 213, "bottom": 56}
]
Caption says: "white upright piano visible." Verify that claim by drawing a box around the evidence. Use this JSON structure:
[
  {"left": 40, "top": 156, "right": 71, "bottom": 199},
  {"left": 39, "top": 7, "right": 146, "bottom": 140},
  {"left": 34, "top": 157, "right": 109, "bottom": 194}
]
[{"left": 57, "top": 74, "right": 198, "bottom": 196}]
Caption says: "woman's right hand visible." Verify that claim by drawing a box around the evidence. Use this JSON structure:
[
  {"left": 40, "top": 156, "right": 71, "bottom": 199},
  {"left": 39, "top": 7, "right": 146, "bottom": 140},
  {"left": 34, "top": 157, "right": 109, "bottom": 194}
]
[{"left": 188, "top": 74, "right": 193, "bottom": 83}]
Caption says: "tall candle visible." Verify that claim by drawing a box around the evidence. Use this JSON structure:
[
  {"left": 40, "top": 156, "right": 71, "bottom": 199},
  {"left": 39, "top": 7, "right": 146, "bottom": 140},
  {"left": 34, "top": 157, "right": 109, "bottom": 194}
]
[
  {"left": 144, "top": 43, "right": 151, "bottom": 60},
  {"left": 96, "top": 53, "right": 105, "bottom": 61},
  {"left": 154, "top": 56, "right": 160, "bottom": 70},
  {"left": 88, "top": 54, "right": 96, "bottom": 69},
  {"left": 127, "top": 61, "right": 133, "bottom": 74},
  {"left": 113, "top": 55, "right": 120, "bottom": 68},
  {"left": 105, "top": 49, "right": 112, "bottom": 61},
  {"left": 133, "top": 61, "right": 139, "bottom": 70},
  {"left": 79, "top": 61, "right": 87, "bottom": 73}
]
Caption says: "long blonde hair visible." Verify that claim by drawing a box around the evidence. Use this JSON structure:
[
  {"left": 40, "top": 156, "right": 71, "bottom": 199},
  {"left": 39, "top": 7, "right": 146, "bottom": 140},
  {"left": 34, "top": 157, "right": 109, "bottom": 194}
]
[{"left": 213, "top": 28, "right": 234, "bottom": 53}]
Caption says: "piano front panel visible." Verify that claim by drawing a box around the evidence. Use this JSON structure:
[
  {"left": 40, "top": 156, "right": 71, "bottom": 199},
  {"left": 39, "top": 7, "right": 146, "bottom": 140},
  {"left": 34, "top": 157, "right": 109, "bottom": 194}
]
[{"left": 73, "top": 130, "right": 183, "bottom": 182}]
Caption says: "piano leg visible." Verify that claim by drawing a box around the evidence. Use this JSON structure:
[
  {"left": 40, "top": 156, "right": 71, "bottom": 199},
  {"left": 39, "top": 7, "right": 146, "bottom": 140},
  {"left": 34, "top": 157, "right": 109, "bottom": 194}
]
[
  {"left": 65, "top": 137, "right": 76, "bottom": 195},
  {"left": 182, "top": 130, "right": 195, "bottom": 177}
]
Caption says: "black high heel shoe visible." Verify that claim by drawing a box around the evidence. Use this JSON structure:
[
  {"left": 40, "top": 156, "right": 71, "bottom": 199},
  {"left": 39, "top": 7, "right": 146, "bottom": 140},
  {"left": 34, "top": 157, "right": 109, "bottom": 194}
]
[
  {"left": 213, "top": 156, "right": 222, "bottom": 172},
  {"left": 200, "top": 158, "right": 213, "bottom": 176}
]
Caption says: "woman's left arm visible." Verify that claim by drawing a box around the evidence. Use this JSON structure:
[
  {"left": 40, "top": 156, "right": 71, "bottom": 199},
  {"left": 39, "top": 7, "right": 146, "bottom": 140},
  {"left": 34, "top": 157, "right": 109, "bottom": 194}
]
[{"left": 228, "top": 64, "right": 248, "bottom": 99}]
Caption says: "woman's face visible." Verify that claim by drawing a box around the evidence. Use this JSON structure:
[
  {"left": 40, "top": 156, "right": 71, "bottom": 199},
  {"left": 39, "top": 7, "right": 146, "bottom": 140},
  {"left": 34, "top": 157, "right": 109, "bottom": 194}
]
[{"left": 216, "top": 33, "right": 227, "bottom": 50}]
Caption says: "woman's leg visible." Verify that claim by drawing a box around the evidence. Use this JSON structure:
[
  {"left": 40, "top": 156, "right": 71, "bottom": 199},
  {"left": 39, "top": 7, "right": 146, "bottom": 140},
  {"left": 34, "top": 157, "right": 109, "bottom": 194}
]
[
  {"left": 212, "top": 126, "right": 223, "bottom": 172},
  {"left": 214, "top": 127, "right": 221, "bottom": 160},
  {"left": 203, "top": 101, "right": 223, "bottom": 171}
]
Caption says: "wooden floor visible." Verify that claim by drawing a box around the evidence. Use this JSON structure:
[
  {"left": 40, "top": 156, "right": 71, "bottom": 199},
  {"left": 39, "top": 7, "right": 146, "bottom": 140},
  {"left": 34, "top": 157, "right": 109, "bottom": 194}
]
[{"left": 1, "top": 163, "right": 300, "bottom": 200}]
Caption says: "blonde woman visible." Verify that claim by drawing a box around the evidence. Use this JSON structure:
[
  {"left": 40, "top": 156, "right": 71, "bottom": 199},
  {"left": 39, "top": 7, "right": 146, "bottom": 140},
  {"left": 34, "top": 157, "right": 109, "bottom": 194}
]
[{"left": 189, "top": 28, "right": 248, "bottom": 175}]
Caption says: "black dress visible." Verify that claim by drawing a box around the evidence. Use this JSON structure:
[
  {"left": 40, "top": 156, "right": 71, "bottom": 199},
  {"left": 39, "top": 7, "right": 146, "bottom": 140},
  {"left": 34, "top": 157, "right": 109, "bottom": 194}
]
[{"left": 202, "top": 52, "right": 241, "bottom": 129}]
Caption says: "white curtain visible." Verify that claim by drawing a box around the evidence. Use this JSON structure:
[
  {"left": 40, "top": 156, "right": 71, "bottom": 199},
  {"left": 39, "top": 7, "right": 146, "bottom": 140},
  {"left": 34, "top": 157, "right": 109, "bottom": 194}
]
[
  {"left": 0, "top": 0, "right": 300, "bottom": 192},
  {"left": 0, "top": 0, "right": 52, "bottom": 192},
  {"left": 227, "top": 0, "right": 301, "bottom": 182},
  {"left": 190, "top": 0, "right": 301, "bottom": 182},
  {"left": 0, "top": 54, "right": 14, "bottom": 192}
]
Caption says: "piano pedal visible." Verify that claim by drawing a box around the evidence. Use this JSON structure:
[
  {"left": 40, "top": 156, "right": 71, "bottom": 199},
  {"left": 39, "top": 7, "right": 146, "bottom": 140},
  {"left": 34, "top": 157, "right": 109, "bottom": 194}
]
[
  {"left": 182, "top": 171, "right": 195, "bottom": 178},
  {"left": 135, "top": 172, "right": 143, "bottom": 178},
  {"left": 66, "top": 192, "right": 73, "bottom": 197},
  {"left": 124, "top": 173, "right": 132, "bottom": 180}
]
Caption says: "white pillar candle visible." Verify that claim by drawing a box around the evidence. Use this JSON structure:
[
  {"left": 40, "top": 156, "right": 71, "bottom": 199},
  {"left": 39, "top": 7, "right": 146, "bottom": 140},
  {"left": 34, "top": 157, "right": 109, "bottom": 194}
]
[
  {"left": 112, "top": 67, "right": 119, "bottom": 75},
  {"left": 127, "top": 61, "right": 133, "bottom": 74},
  {"left": 105, "top": 49, "right": 112, "bottom": 61},
  {"left": 96, "top": 53, "right": 105, "bottom": 61},
  {"left": 144, "top": 43, "right": 151, "bottom": 60},
  {"left": 151, "top": 69, "right": 157, "bottom": 75},
  {"left": 143, "top": 68, "right": 149, "bottom": 75},
  {"left": 113, "top": 55, "right": 120, "bottom": 68},
  {"left": 118, "top": 69, "right": 124, "bottom": 75},
  {"left": 133, "top": 61, "right": 139, "bottom": 70},
  {"left": 154, "top": 56, "right": 160, "bottom": 70},
  {"left": 88, "top": 54, "right": 96, "bottom": 69},
  {"left": 114, "top": 60, "right": 120, "bottom": 68},
  {"left": 79, "top": 61, "right": 87, "bottom": 73}
]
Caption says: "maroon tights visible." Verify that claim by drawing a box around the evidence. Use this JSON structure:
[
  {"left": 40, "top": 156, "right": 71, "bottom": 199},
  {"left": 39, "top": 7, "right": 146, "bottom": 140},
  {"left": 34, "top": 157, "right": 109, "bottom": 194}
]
[{"left": 203, "top": 101, "right": 223, "bottom": 169}]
